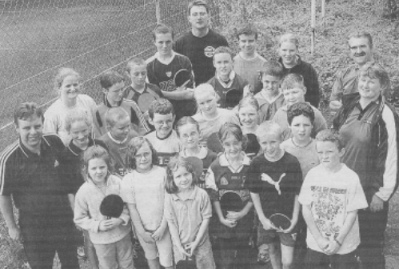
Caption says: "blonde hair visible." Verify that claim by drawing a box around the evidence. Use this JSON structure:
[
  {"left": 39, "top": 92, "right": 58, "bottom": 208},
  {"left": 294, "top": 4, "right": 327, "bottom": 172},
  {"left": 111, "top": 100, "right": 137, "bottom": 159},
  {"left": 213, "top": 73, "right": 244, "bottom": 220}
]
[
  {"left": 278, "top": 33, "right": 299, "bottom": 48},
  {"left": 54, "top": 67, "right": 80, "bottom": 91}
]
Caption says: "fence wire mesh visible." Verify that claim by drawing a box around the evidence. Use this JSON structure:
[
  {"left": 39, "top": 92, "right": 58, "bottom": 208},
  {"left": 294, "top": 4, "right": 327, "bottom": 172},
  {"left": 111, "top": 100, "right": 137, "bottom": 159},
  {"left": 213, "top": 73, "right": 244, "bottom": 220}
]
[{"left": 0, "top": 0, "right": 220, "bottom": 153}]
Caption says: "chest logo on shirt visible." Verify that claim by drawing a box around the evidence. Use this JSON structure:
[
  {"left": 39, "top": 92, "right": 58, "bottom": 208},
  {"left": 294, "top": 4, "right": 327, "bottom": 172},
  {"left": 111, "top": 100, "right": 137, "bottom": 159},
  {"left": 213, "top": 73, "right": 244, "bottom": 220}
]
[
  {"left": 261, "top": 173, "right": 286, "bottom": 195},
  {"left": 166, "top": 71, "right": 172, "bottom": 78},
  {"left": 220, "top": 176, "right": 229, "bottom": 185},
  {"left": 204, "top": 46, "right": 216, "bottom": 58}
]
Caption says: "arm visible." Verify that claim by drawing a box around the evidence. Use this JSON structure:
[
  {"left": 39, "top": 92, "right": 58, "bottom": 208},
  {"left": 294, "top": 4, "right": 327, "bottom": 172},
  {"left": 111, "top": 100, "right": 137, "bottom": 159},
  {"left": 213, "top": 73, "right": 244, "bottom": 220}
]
[
  {"left": 0, "top": 195, "right": 20, "bottom": 240},
  {"left": 186, "top": 219, "right": 210, "bottom": 256},
  {"left": 307, "top": 65, "right": 321, "bottom": 108},
  {"left": 213, "top": 200, "right": 237, "bottom": 228},
  {"left": 152, "top": 215, "right": 168, "bottom": 241},
  {"left": 68, "top": 194, "right": 75, "bottom": 211},
  {"left": 161, "top": 89, "right": 194, "bottom": 100},
  {"left": 283, "top": 195, "right": 300, "bottom": 233},
  {"left": 126, "top": 203, "right": 154, "bottom": 243},
  {"left": 302, "top": 204, "right": 329, "bottom": 252},
  {"left": 250, "top": 192, "right": 275, "bottom": 230},
  {"left": 74, "top": 191, "right": 102, "bottom": 233},
  {"left": 226, "top": 201, "right": 253, "bottom": 222}
]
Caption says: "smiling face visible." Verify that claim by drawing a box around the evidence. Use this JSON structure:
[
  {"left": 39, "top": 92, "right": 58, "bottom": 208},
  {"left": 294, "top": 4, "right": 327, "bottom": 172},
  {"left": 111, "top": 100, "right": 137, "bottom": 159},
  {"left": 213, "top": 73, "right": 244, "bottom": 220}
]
[
  {"left": 358, "top": 74, "right": 382, "bottom": 102},
  {"left": 261, "top": 74, "right": 280, "bottom": 95},
  {"left": 69, "top": 120, "right": 90, "bottom": 149},
  {"left": 59, "top": 74, "right": 80, "bottom": 104},
  {"left": 134, "top": 142, "right": 153, "bottom": 173},
  {"left": 151, "top": 113, "right": 175, "bottom": 139},
  {"left": 221, "top": 133, "right": 243, "bottom": 159},
  {"left": 213, "top": 52, "right": 234, "bottom": 78},
  {"left": 87, "top": 157, "right": 108, "bottom": 185},
  {"left": 16, "top": 115, "right": 43, "bottom": 152},
  {"left": 290, "top": 114, "right": 312, "bottom": 143},
  {"left": 258, "top": 132, "right": 283, "bottom": 160},
  {"left": 178, "top": 123, "right": 201, "bottom": 150},
  {"left": 316, "top": 140, "right": 344, "bottom": 171},
  {"left": 238, "top": 34, "right": 256, "bottom": 56},
  {"left": 238, "top": 105, "right": 258, "bottom": 130},
  {"left": 279, "top": 41, "right": 298, "bottom": 66},
  {"left": 128, "top": 63, "right": 147, "bottom": 87},
  {"left": 348, "top": 37, "right": 373, "bottom": 66},
  {"left": 172, "top": 165, "right": 194, "bottom": 192},
  {"left": 154, "top": 33, "right": 173, "bottom": 57},
  {"left": 283, "top": 86, "right": 305, "bottom": 107},
  {"left": 188, "top": 5, "right": 209, "bottom": 31}
]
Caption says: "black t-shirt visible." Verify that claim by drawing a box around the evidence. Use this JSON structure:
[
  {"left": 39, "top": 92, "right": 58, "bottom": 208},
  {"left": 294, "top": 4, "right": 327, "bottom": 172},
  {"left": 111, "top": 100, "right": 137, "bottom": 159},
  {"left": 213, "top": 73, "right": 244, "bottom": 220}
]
[
  {"left": 174, "top": 29, "right": 228, "bottom": 85},
  {"left": 245, "top": 152, "right": 302, "bottom": 217}
]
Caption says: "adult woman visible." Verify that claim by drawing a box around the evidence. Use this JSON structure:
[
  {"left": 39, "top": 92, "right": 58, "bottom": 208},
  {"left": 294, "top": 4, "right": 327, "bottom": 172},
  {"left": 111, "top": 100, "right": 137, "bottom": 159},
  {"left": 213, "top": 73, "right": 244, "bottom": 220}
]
[
  {"left": 278, "top": 33, "right": 320, "bottom": 108},
  {"left": 333, "top": 62, "right": 398, "bottom": 269},
  {"left": 43, "top": 67, "right": 97, "bottom": 145}
]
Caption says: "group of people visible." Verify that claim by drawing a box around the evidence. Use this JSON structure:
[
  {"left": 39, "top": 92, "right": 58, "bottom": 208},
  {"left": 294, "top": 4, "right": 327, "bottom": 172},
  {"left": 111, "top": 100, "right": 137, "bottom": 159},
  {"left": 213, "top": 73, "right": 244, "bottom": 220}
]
[{"left": 0, "top": 1, "right": 398, "bottom": 269}]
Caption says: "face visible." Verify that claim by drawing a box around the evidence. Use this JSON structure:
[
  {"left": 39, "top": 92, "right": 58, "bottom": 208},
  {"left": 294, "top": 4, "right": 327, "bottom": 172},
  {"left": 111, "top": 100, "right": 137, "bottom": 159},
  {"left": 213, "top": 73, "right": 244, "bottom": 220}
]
[
  {"left": 109, "top": 117, "right": 131, "bottom": 141},
  {"left": 279, "top": 41, "right": 298, "bottom": 66},
  {"left": 60, "top": 75, "right": 80, "bottom": 103},
  {"left": 196, "top": 91, "right": 218, "bottom": 116},
  {"left": 290, "top": 115, "right": 312, "bottom": 142},
  {"left": 154, "top": 33, "right": 173, "bottom": 57},
  {"left": 151, "top": 113, "right": 175, "bottom": 139},
  {"left": 358, "top": 74, "right": 382, "bottom": 102},
  {"left": 69, "top": 120, "right": 90, "bottom": 148},
  {"left": 128, "top": 64, "right": 147, "bottom": 87},
  {"left": 238, "top": 34, "right": 256, "bottom": 56},
  {"left": 316, "top": 141, "right": 344, "bottom": 170},
  {"left": 104, "top": 81, "right": 125, "bottom": 104},
  {"left": 258, "top": 132, "right": 282, "bottom": 160},
  {"left": 348, "top": 37, "right": 373, "bottom": 65},
  {"left": 178, "top": 123, "right": 201, "bottom": 150},
  {"left": 222, "top": 133, "right": 242, "bottom": 159},
  {"left": 134, "top": 142, "right": 153, "bottom": 173},
  {"left": 188, "top": 5, "right": 209, "bottom": 30},
  {"left": 87, "top": 158, "right": 108, "bottom": 185},
  {"left": 15, "top": 115, "right": 43, "bottom": 151},
  {"left": 261, "top": 75, "right": 280, "bottom": 94},
  {"left": 283, "top": 87, "right": 305, "bottom": 107},
  {"left": 173, "top": 165, "right": 194, "bottom": 191},
  {"left": 213, "top": 52, "right": 234, "bottom": 78},
  {"left": 238, "top": 105, "right": 258, "bottom": 129}
]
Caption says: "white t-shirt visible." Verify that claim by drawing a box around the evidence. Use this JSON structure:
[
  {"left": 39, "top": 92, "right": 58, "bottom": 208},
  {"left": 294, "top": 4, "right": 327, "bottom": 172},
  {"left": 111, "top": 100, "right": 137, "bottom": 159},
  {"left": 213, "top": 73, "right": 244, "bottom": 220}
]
[
  {"left": 121, "top": 165, "right": 167, "bottom": 231},
  {"left": 298, "top": 164, "right": 368, "bottom": 254}
]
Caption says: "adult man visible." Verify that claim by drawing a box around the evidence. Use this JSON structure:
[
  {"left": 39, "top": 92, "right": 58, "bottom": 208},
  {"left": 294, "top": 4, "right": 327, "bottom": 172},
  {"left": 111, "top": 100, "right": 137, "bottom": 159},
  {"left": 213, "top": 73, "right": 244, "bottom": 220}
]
[
  {"left": 329, "top": 31, "right": 390, "bottom": 110},
  {"left": 174, "top": 0, "right": 228, "bottom": 85},
  {"left": 0, "top": 102, "right": 79, "bottom": 269}
]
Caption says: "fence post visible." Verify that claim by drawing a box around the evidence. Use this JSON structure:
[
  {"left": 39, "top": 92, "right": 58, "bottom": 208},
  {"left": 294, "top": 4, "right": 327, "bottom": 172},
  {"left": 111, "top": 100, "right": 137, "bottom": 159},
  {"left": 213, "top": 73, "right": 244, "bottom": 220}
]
[
  {"left": 155, "top": 0, "right": 161, "bottom": 23},
  {"left": 311, "top": 0, "right": 316, "bottom": 56},
  {"left": 321, "top": 0, "right": 326, "bottom": 27}
]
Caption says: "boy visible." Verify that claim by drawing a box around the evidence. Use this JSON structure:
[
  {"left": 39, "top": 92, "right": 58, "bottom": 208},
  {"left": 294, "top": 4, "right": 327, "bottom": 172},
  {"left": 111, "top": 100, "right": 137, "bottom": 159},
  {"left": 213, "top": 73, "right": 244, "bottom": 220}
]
[
  {"left": 93, "top": 70, "right": 150, "bottom": 137},
  {"left": 146, "top": 23, "right": 196, "bottom": 120},
  {"left": 192, "top": 84, "right": 240, "bottom": 146},
  {"left": 254, "top": 60, "right": 285, "bottom": 123},
  {"left": 246, "top": 121, "right": 302, "bottom": 269},
  {"left": 208, "top": 46, "right": 250, "bottom": 109},
  {"left": 144, "top": 98, "right": 180, "bottom": 166},
  {"left": 298, "top": 129, "right": 368, "bottom": 269},
  {"left": 99, "top": 107, "right": 138, "bottom": 176},
  {"left": 273, "top": 73, "right": 326, "bottom": 140},
  {"left": 234, "top": 24, "right": 267, "bottom": 94}
]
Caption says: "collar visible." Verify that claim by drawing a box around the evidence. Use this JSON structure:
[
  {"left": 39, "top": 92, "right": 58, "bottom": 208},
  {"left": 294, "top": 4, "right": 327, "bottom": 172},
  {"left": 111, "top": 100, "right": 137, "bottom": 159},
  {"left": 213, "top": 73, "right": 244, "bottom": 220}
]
[
  {"left": 259, "top": 91, "right": 282, "bottom": 103},
  {"left": 18, "top": 136, "right": 51, "bottom": 158},
  {"left": 352, "top": 59, "right": 375, "bottom": 70},
  {"left": 355, "top": 95, "right": 383, "bottom": 121},
  {"left": 219, "top": 151, "right": 251, "bottom": 172},
  {"left": 156, "top": 130, "right": 174, "bottom": 141},
  {"left": 279, "top": 55, "right": 302, "bottom": 69},
  {"left": 107, "top": 132, "right": 130, "bottom": 145},
  {"left": 171, "top": 186, "right": 198, "bottom": 201},
  {"left": 216, "top": 71, "right": 236, "bottom": 88},
  {"left": 68, "top": 137, "right": 96, "bottom": 156},
  {"left": 154, "top": 51, "right": 176, "bottom": 65},
  {"left": 181, "top": 146, "right": 207, "bottom": 159},
  {"left": 129, "top": 83, "right": 147, "bottom": 94}
]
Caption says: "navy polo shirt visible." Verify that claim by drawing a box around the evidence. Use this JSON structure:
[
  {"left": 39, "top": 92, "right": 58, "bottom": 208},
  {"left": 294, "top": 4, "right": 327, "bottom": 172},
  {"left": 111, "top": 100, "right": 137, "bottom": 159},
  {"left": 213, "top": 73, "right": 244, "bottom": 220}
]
[{"left": 0, "top": 135, "right": 72, "bottom": 216}]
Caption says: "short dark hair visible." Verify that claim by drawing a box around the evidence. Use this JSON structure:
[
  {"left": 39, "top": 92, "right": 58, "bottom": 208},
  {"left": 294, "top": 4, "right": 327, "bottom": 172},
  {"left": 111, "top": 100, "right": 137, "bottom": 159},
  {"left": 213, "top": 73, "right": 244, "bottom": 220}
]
[
  {"left": 165, "top": 155, "right": 198, "bottom": 194},
  {"left": 236, "top": 24, "right": 258, "bottom": 40},
  {"left": 126, "top": 137, "right": 158, "bottom": 170},
  {"left": 152, "top": 23, "right": 174, "bottom": 41},
  {"left": 14, "top": 102, "right": 44, "bottom": 126},
  {"left": 260, "top": 60, "right": 284, "bottom": 79},
  {"left": 148, "top": 98, "right": 175, "bottom": 119},
  {"left": 188, "top": 0, "right": 209, "bottom": 15},
  {"left": 176, "top": 116, "right": 200, "bottom": 137},
  {"left": 287, "top": 102, "right": 315, "bottom": 125},
  {"left": 99, "top": 70, "right": 125, "bottom": 90},
  {"left": 348, "top": 31, "right": 373, "bottom": 49},
  {"left": 315, "top": 129, "right": 345, "bottom": 150}
]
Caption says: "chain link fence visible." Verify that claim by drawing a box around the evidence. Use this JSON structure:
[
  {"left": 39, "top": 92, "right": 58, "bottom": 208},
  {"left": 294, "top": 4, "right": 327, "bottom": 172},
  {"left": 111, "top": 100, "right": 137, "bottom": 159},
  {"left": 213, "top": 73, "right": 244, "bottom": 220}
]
[{"left": 0, "top": 0, "right": 220, "bottom": 153}]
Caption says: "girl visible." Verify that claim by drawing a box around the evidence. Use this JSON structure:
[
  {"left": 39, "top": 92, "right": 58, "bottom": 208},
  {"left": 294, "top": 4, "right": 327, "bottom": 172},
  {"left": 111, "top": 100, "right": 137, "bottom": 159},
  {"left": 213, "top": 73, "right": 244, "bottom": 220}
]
[
  {"left": 205, "top": 123, "right": 254, "bottom": 269},
  {"left": 165, "top": 156, "right": 215, "bottom": 269},
  {"left": 237, "top": 96, "right": 261, "bottom": 158},
  {"left": 74, "top": 145, "right": 134, "bottom": 269},
  {"left": 62, "top": 109, "right": 107, "bottom": 269},
  {"left": 44, "top": 67, "right": 97, "bottom": 145},
  {"left": 121, "top": 137, "right": 173, "bottom": 269},
  {"left": 176, "top": 116, "right": 217, "bottom": 187}
]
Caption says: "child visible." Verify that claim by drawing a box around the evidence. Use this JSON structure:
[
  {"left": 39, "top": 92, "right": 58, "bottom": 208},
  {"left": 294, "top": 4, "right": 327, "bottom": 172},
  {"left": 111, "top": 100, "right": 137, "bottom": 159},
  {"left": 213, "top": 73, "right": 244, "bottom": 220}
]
[
  {"left": 246, "top": 121, "right": 302, "bottom": 269},
  {"left": 237, "top": 95, "right": 261, "bottom": 158},
  {"left": 44, "top": 67, "right": 97, "bottom": 145},
  {"left": 192, "top": 83, "right": 240, "bottom": 146},
  {"left": 208, "top": 46, "right": 251, "bottom": 109},
  {"left": 145, "top": 98, "right": 180, "bottom": 166},
  {"left": 254, "top": 60, "right": 285, "bottom": 123},
  {"left": 165, "top": 156, "right": 215, "bottom": 269},
  {"left": 146, "top": 23, "right": 196, "bottom": 120},
  {"left": 74, "top": 145, "right": 134, "bottom": 269},
  {"left": 278, "top": 33, "right": 320, "bottom": 108},
  {"left": 99, "top": 107, "right": 138, "bottom": 176},
  {"left": 176, "top": 116, "right": 217, "bottom": 186},
  {"left": 121, "top": 137, "right": 173, "bottom": 269},
  {"left": 298, "top": 129, "right": 368, "bottom": 269},
  {"left": 234, "top": 24, "right": 267, "bottom": 94},
  {"left": 205, "top": 123, "right": 254, "bottom": 269},
  {"left": 273, "top": 74, "right": 327, "bottom": 140},
  {"left": 93, "top": 70, "right": 150, "bottom": 138}
]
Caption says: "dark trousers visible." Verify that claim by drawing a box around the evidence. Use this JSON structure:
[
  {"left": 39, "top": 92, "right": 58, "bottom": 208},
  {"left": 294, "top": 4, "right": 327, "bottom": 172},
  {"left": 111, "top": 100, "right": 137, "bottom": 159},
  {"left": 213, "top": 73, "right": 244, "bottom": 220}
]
[
  {"left": 357, "top": 203, "right": 388, "bottom": 269},
  {"left": 214, "top": 237, "right": 252, "bottom": 269},
  {"left": 305, "top": 248, "right": 357, "bottom": 269},
  {"left": 19, "top": 212, "right": 79, "bottom": 269}
]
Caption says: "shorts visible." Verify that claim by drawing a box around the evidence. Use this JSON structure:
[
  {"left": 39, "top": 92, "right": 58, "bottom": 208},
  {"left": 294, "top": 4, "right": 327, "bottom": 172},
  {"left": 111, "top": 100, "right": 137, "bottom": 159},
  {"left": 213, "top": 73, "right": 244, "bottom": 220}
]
[
  {"left": 257, "top": 224, "right": 297, "bottom": 247},
  {"left": 137, "top": 229, "right": 173, "bottom": 267},
  {"left": 173, "top": 236, "right": 215, "bottom": 269}
]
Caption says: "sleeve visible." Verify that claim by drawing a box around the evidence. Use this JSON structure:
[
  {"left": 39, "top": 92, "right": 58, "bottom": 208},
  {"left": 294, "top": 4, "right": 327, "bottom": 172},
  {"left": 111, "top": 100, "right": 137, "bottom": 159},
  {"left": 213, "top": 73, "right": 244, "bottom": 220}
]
[
  {"left": 116, "top": 180, "right": 131, "bottom": 225},
  {"left": 306, "top": 65, "right": 320, "bottom": 108},
  {"left": 298, "top": 171, "right": 314, "bottom": 206},
  {"left": 200, "top": 189, "right": 212, "bottom": 219},
  {"left": 291, "top": 157, "right": 303, "bottom": 194},
  {"left": 173, "top": 37, "right": 183, "bottom": 54},
  {"left": 164, "top": 193, "right": 177, "bottom": 224},
  {"left": 313, "top": 108, "right": 327, "bottom": 136},
  {"left": 220, "top": 35, "right": 229, "bottom": 47},
  {"left": 330, "top": 69, "right": 344, "bottom": 102},
  {"left": 204, "top": 166, "right": 219, "bottom": 201},
  {"left": 346, "top": 172, "right": 368, "bottom": 212},
  {"left": 43, "top": 107, "right": 59, "bottom": 135},
  {"left": 74, "top": 187, "right": 101, "bottom": 233},
  {"left": 146, "top": 59, "right": 158, "bottom": 86},
  {"left": 183, "top": 56, "right": 194, "bottom": 89},
  {"left": 374, "top": 107, "right": 398, "bottom": 201},
  {"left": 0, "top": 147, "right": 16, "bottom": 196},
  {"left": 120, "top": 175, "right": 135, "bottom": 204},
  {"left": 92, "top": 108, "right": 103, "bottom": 138}
]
